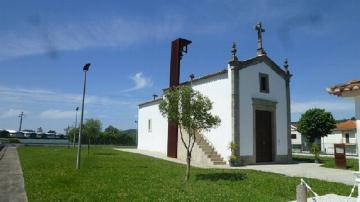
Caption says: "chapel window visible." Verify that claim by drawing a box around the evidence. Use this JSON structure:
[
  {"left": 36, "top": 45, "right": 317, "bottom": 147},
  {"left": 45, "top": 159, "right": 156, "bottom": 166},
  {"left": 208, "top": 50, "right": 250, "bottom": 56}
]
[
  {"left": 148, "top": 119, "right": 152, "bottom": 133},
  {"left": 259, "top": 73, "right": 269, "bottom": 93}
]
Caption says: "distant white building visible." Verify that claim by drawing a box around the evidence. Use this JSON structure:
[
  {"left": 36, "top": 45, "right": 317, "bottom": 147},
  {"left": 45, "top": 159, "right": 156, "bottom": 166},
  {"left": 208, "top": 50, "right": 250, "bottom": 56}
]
[
  {"left": 6, "top": 129, "right": 23, "bottom": 138},
  {"left": 21, "top": 130, "right": 36, "bottom": 138},
  {"left": 291, "top": 125, "right": 303, "bottom": 152},
  {"left": 138, "top": 24, "right": 292, "bottom": 166},
  {"left": 322, "top": 120, "right": 357, "bottom": 155},
  {"left": 291, "top": 120, "right": 357, "bottom": 155},
  {"left": 46, "top": 131, "right": 56, "bottom": 139}
]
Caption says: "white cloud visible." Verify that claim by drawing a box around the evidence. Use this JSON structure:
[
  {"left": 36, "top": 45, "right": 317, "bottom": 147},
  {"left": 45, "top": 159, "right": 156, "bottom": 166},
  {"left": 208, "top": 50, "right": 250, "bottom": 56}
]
[
  {"left": 0, "top": 85, "right": 131, "bottom": 107},
  {"left": 291, "top": 100, "right": 353, "bottom": 114},
  {"left": 0, "top": 109, "right": 29, "bottom": 118},
  {"left": 40, "top": 109, "right": 76, "bottom": 119},
  {"left": 0, "top": 16, "right": 184, "bottom": 60},
  {"left": 123, "top": 72, "right": 153, "bottom": 92}
]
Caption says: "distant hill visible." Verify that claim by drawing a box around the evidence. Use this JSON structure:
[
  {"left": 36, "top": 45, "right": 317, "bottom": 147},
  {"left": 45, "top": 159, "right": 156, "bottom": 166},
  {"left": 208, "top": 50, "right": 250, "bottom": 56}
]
[{"left": 121, "top": 129, "right": 136, "bottom": 137}]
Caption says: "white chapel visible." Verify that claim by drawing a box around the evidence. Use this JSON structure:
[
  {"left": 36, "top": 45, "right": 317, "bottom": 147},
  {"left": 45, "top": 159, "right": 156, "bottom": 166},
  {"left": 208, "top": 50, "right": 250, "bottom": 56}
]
[{"left": 137, "top": 22, "right": 292, "bottom": 166}]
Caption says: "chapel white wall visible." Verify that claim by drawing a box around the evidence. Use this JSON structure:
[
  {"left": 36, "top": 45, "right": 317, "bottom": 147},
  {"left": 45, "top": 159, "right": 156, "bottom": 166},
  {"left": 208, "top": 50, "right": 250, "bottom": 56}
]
[
  {"left": 238, "top": 62, "right": 288, "bottom": 156},
  {"left": 138, "top": 101, "right": 168, "bottom": 154},
  {"left": 191, "top": 72, "right": 232, "bottom": 161}
]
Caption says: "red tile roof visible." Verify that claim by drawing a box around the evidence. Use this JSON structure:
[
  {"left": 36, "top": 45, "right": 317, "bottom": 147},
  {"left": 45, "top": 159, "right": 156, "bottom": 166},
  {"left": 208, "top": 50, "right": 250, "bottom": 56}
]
[
  {"left": 327, "top": 79, "right": 360, "bottom": 96},
  {"left": 291, "top": 120, "right": 356, "bottom": 131},
  {"left": 335, "top": 120, "right": 356, "bottom": 130}
]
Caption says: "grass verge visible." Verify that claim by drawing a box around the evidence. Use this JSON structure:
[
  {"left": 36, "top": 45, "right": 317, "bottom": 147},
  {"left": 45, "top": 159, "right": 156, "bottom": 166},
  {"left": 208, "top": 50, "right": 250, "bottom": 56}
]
[
  {"left": 293, "top": 154, "right": 358, "bottom": 171},
  {"left": 18, "top": 147, "right": 355, "bottom": 201}
]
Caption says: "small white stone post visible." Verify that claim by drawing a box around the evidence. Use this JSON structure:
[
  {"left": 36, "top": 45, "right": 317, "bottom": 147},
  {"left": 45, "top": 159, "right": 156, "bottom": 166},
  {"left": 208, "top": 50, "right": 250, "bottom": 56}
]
[{"left": 296, "top": 182, "right": 307, "bottom": 202}]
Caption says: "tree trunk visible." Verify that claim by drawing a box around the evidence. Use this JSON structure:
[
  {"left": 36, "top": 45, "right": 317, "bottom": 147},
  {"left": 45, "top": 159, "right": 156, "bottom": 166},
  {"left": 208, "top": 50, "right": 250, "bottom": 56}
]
[
  {"left": 185, "top": 151, "right": 191, "bottom": 181},
  {"left": 88, "top": 137, "right": 90, "bottom": 155}
]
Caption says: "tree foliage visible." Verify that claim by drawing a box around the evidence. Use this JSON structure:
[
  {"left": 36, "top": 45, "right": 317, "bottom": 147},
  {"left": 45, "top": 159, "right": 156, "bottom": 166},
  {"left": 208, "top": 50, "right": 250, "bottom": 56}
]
[
  {"left": 68, "top": 127, "right": 80, "bottom": 143},
  {"left": 84, "top": 119, "right": 102, "bottom": 141},
  {"left": 67, "top": 123, "right": 135, "bottom": 146},
  {"left": 159, "top": 85, "right": 221, "bottom": 133},
  {"left": 104, "top": 125, "right": 121, "bottom": 135},
  {"left": 159, "top": 85, "right": 221, "bottom": 181},
  {"left": 0, "top": 130, "right": 10, "bottom": 138},
  {"left": 101, "top": 125, "right": 135, "bottom": 145},
  {"left": 297, "top": 108, "right": 336, "bottom": 143},
  {"left": 83, "top": 119, "right": 102, "bottom": 154}
]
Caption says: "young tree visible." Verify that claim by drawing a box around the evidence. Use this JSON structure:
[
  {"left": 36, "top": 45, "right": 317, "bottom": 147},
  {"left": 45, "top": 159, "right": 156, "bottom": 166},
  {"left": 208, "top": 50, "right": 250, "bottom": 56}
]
[
  {"left": 297, "top": 108, "right": 336, "bottom": 161},
  {"left": 84, "top": 119, "right": 102, "bottom": 154},
  {"left": 68, "top": 127, "right": 79, "bottom": 145},
  {"left": 159, "top": 85, "right": 221, "bottom": 181},
  {"left": 103, "top": 125, "right": 121, "bottom": 145}
]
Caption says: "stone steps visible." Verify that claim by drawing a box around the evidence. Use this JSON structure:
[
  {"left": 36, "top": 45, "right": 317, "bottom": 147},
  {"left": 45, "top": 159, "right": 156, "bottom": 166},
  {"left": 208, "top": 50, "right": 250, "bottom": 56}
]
[
  {"left": 213, "top": 161, "right": 226, "bottom": 165},
  {"left": 195, "top": 134, "right": 226, "bottom": 165}
]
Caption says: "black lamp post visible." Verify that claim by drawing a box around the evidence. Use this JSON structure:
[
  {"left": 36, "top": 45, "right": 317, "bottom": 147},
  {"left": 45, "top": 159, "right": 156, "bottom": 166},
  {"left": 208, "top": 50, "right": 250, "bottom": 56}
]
[
  {"left": 73, "top": 106, "right": 79, "bottom": 148},
  {"left": 76, "top": 63, "right": 90, "bottom": 169}
]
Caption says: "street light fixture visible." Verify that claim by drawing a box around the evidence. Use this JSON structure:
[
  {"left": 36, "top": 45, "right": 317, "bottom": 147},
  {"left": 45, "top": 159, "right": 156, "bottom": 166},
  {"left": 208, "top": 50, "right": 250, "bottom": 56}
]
[
  {"left": 73, "top": 106, "right": 79, "bottom": 148},
  {"left": 76, "top": 63, "right": 91, "bottom": 169},
  {"left": 18, "top": 112, "right": 24, "bottom": 131}
]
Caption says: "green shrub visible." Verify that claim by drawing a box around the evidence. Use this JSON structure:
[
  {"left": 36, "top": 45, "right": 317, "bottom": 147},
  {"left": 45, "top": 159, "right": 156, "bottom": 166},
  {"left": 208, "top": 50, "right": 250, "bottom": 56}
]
[
  {"left": 310, "top": 143, "right": 320, "bottom": 162},
  {"left": 8, "top": 138, "right": 21, "bottom": 143},
  {"left": 0, "top": 130, "right": 9, "bottom": 138},
  {"left": 229, "top": 154, "right": 237, "bottom": 161}
]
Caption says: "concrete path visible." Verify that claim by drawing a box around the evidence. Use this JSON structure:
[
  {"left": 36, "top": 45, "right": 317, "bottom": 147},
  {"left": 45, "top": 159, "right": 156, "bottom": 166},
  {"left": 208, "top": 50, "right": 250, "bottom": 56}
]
[
  {"left": 116, "top": 148, "right": 356, "bottom": 185},
  {"left": 237, "top": 163, "right": 356, "bottom": 185},
  {"left": 0, "top": 146, "right": 28, "bottom": 202},
  {"left": 290, "top": 194, "right": 356, "bottom": 202}
]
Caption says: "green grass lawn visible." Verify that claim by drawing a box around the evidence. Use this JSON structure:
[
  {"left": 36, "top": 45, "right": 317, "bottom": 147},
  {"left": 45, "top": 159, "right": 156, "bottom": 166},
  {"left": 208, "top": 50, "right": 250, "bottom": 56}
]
[
  {"left": 293, "top": 154, "right": 358, "bottom": 171},
  {"left": 18, "top": 147, "right": 355, "bottom": 202}
]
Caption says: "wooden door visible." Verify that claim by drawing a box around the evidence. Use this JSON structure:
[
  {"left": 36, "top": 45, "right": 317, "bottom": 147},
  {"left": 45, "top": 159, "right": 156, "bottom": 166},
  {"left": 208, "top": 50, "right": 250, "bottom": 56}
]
[{"left": 256, "top": 110, "right": 273, "bottom": 162}]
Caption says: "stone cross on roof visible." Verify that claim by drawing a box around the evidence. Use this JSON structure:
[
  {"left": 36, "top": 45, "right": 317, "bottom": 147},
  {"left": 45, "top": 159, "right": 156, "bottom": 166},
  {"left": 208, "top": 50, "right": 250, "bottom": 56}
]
[
  {"left": 284, "top": 58, "right": 289, "bottom": 72},
  {"left": 255, "top": 21, "right": 266, "bottom": 56},
  {"left": 229, "top": 42, "right": 238, "bottom": 62}
]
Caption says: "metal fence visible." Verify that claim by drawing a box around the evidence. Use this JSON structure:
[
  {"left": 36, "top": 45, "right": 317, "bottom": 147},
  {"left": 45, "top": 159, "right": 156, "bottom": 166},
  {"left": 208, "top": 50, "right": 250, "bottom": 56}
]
[{"left": 292, "top": 143, "right": 357, "bottom": 156}]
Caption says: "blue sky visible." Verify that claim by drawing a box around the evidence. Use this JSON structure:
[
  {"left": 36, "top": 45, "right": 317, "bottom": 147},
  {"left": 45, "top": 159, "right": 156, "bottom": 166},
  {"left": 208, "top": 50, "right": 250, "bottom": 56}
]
[{"left": 0, "top": 0, "right": 359, "bottom": 133}]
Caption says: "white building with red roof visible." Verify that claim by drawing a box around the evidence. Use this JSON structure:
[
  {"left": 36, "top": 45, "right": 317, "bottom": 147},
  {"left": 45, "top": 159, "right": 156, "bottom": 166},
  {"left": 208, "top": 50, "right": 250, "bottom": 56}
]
[
  {"left": 324, "top": 120, "right": 357, "bottom": 154},
  {"left": 291, "top": 120, "right": 357, "bottom": 155},
  {"left": 328, "top": 78, "right": 360, "bottom": 196}
]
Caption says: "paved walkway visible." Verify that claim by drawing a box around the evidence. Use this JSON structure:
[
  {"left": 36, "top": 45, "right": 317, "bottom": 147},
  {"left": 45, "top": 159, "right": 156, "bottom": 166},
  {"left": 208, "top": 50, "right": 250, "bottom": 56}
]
[
  {"left": 116, "top": 148, "right": 356, "bottom": 185},
  {"left": 290, "top": 194, "right": 356, "bottom": 202},
  {"left": 238, "top": 163, "right": 356, "bottom": 185},
  {"left": 0, "top": 146, "right": 28, "bottom": 202}
]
